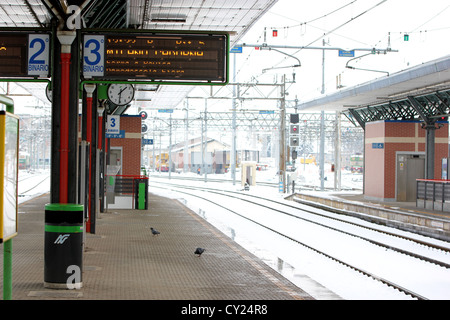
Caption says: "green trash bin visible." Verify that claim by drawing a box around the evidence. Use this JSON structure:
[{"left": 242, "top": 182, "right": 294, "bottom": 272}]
[
  {"left": 44, "top": 203, "right": 84, "bottom": 289},
  {"left": 134, "top": 178, "right": 148, "bottom": 210}
]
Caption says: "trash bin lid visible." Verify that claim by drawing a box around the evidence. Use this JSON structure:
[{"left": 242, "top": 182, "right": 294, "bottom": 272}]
[{"left": 45, "top": 203, "right": 84, "bottom": 212}]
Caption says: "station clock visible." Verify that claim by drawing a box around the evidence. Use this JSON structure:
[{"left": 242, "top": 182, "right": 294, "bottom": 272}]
[{"left": 107, "top": 83, "right": 135, "bottom": 106}]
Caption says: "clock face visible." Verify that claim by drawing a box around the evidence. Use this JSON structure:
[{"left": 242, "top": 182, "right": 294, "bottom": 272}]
[
  {"left": 46, "top": 83, "right": 52, "bottom": 102},
  {"left": 107, "top": 84, "right": 135, "bottom": 106}
]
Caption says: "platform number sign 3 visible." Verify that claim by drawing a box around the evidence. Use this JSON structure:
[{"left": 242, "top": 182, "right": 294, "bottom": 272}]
[
  {"left": 28, "top": 34, "right": 50, "bottom": 77},
  {"left": 106, "top": 115, "right": 120, "bottom": 134},
  {"left": 83, "top": 35, "right": 105, "bottom": 78}
]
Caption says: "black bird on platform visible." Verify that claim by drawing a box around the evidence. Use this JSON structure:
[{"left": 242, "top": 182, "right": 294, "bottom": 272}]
[
  {"left": 194, "top": 247, "right": 205, "bottom": 257},
  {"left": 150, "top": 227, "right": 160, "bottom": 236}
]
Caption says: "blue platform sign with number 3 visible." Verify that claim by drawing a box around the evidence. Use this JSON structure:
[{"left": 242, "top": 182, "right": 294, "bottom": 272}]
[
  {"left": 83, "top": 35, "right": 104, "bottom": 78},
  {"left": 28, "top": 34, "right": 50, "bottom": 77},
  {"left": 106, "top": 115, "right": 120, "bottom": 134}
]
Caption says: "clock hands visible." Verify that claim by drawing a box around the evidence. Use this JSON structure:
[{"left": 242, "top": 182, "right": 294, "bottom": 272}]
[{"left": 118, "top": 86, "right": 127, "bottom": 104}]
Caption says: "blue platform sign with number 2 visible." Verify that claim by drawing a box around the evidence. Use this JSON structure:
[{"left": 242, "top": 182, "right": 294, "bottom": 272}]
[
  {"left": 83, "top": 35, "right": 105, "bottom": 78},
  {"left": 28, "top": 34, "right": 50, "bottom": 77}
]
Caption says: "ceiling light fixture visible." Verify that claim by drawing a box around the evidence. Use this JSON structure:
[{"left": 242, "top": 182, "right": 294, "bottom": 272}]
[{"left": 150, "top": 14, "right": 187, "bottom": 23}]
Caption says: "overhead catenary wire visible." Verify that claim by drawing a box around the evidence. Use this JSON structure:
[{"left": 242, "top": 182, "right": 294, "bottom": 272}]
[
  {"left": 409, "top": 4, "right": 450, "bottom": 33},
  {"left": 243, "top": 0, "right": 389, "bottom": 82},
  {"left": 235, "top": 1, "right": 362, "bottom": 81},
  {"left": 278, "top": 0, "right": 388, "bottom": 65},
  {"left": 268, "top": 0, "right": 359, "bottom": 31}
]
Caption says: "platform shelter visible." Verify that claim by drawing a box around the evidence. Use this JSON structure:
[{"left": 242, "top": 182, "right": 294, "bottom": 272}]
[{"left": 297, "top": 55, "right": 450, "bottom": 203}]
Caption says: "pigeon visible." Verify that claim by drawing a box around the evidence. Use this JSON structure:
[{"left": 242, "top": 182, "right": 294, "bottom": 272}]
[
  {"left": 150, "top": 227, "right": 160, "bottom": 236},
  {"left": 194, "top": 247, "right": 205, "bottom": 257}
]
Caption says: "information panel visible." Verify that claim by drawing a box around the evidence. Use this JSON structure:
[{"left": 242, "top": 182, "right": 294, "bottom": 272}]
[
  {"left": 0, "top": 34, "right": 27, "bottom": 76},
  {"left": 83, "top": 32, "right": 228, "bottom": 83},
  {"left": 0, "top": 111, "right": 19, "bottom": 243},
  {"left": 0, "top": 33, "right": 50, "bottom": 78}
]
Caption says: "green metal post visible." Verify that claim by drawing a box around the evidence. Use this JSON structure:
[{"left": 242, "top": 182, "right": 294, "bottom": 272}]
[
  {"left": 1, "top": 94, "right": 15, "bottom": 300},
  {"left": 138, "top": 182, "right": 145, "bottom": 209},
  {"left": 0, "top": 94, "right": 14, "bottom": 113},
  {"left": 3, "top": 239, "right": 12, "bottom": 300}
]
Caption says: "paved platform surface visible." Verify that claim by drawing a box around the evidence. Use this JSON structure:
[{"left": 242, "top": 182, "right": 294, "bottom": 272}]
[
  {"left": 333, "top": 192, "right": 450, "bottom": 219},
  {"left": 1, "top": 193, "right": 322, "bottom": 300}
]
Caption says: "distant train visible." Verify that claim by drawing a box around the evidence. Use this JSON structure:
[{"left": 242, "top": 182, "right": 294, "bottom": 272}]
[
  {"left": 19, "top": 152, "right": 30, "bottom": 170},
  {"left": 350, "top": 154, "right": 363, "bottom": 173}
]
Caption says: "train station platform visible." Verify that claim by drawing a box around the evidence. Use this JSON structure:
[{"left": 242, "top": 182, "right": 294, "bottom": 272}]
[
  {"left": 291, "top": 191, "right": 450, "bottom": 242},
  {"left": 1, "top": 192, "right": 333, "bottom": 302}
]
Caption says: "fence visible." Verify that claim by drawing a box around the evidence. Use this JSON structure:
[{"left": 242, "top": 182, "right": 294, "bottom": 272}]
[
  {"left": 106, "top": 175, "right": 148, "bottom": 210},
  {"left": 416, "top": 179, "right": 450, "bottom": 212}
]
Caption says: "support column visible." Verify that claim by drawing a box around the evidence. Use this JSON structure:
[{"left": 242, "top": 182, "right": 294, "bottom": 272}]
[
  {"left": 84, "top": 84, "right": 96, "bottom": 233},
  {"left": 424, "top": 124, "right": 436, "bottom": 179},
  {"left": 408, "top": 96, "right": 438, "bottom": 180},
  {"left": 97, "top": 102, "right": 105, "bottom": 214},
  {"left": 56, "top": 31, "right": 76, "bottom": 203}
]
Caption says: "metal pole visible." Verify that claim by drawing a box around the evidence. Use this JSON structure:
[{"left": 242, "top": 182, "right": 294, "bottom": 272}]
[
  {"left": 2, "top": 96, "right": 14, "bottom": 300},
  {"left": 204, "top": 98, "right": 208, "bottom": 183},
  {"left": 321, "top": 39, "right": 325, "bottom": 94},
  {"left": 279, "top": 75, "right": 286, "bottom": 193},
  {"left": 3, "top": 239, "right": 12, "bottom": 300},
  {"left": 425, "top": 127, "right": 436, "bottom": 179},
  {"left": 84, "top": 84, "right": 95, "bottom": 233},
  {"left": 184, "top": 100, "right": 189, "bottom": 173},
  {"left": 320, "top": 110, "right": 325, "bottom": 190},
  {"left": 159, "top": 133, "right": 161, "bottom": 174},
  {"left": 201, "top": 109, "right": 204, "bottom": 176},
  {"left": 169, "top": 114, "right": 172, "bottom": 179},
  {"left": 152, "top": 128, "right": 155, "bottom": 172},
  {"left": 334, "top": 111, "right": 342, "bottom": 191},
  {"left": 57, "top": 31, "right": 76, "bottom": 204},
  {"left": 231, "top": 53, "right": 237, "bottom": 185}
]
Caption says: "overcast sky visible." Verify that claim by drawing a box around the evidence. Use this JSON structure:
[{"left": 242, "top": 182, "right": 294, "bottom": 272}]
[
  {"left": 233, "top": 0, "right": 450, "bottom": 102},
  {"left": 6, "top": 0, "right": 450, "bottom": 115}
]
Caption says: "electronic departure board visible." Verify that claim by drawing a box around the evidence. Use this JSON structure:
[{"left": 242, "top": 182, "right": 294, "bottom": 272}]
[
  {"left": 0, "top": 34, "right": 28, "bottom": 76},
  {"left": 0, "top": 33, "right": 50, "bottom": 78},
  {"left": 83, "top": 33, "right": 228, "bottom": 83}
]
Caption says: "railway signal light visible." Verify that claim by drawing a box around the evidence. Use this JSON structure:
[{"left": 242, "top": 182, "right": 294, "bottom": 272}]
[
  {"left": 289, "top": 136, "right": 299, "bottom": 147},
  {"left": 290, "top": 113, "right": 299, "bottom": 123},
  {"left": 139, "top": 111, "right": 148, "bottom": 120},
  {"left": 290, "top": 124, "right": 299, "bottom": 134},
  {"left": 292, "top": 150, "right": 297, "bottom": 160}
]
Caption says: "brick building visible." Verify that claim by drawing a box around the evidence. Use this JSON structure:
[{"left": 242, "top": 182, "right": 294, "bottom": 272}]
[
  {"left": 364, "top": 120, "right": 448, "bottom": 201},
  {"left": 108, "top": 115, "right": 142, "bottom": 176}
]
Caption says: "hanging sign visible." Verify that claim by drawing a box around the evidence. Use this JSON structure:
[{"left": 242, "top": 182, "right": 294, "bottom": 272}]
[
  {"left": 338, "top": 50, "right": 355, "bottom": 57},
  {"left": 106, "top": 115, "right": 120, "bottom": 134},
  {"left": 83, "top": 32, "right": 228, "bottom": 83},
  {"left": 0, "top": 32, "right": 50, "bottom": 78},
  {"left": 83, "top": 34, "right": 105, "bottom": 78}
]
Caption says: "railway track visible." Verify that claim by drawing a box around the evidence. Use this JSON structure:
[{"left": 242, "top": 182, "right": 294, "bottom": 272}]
[
  {"left": 149, "top": 177, "right": 450, "bottom": 300},
  {"left": 148, "top": 174, "right": 362, "bottom": 191},
  {"left": 18, "top": 171, "right": 50, "bottom": 196}
]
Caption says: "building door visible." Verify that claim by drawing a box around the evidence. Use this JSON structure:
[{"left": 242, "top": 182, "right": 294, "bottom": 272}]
[
  {"left": 397, "top": 153, "right": 425, "bottom": 201},
  {"left": 109, "top": 148, "right": 122, "bottom": 175}
]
